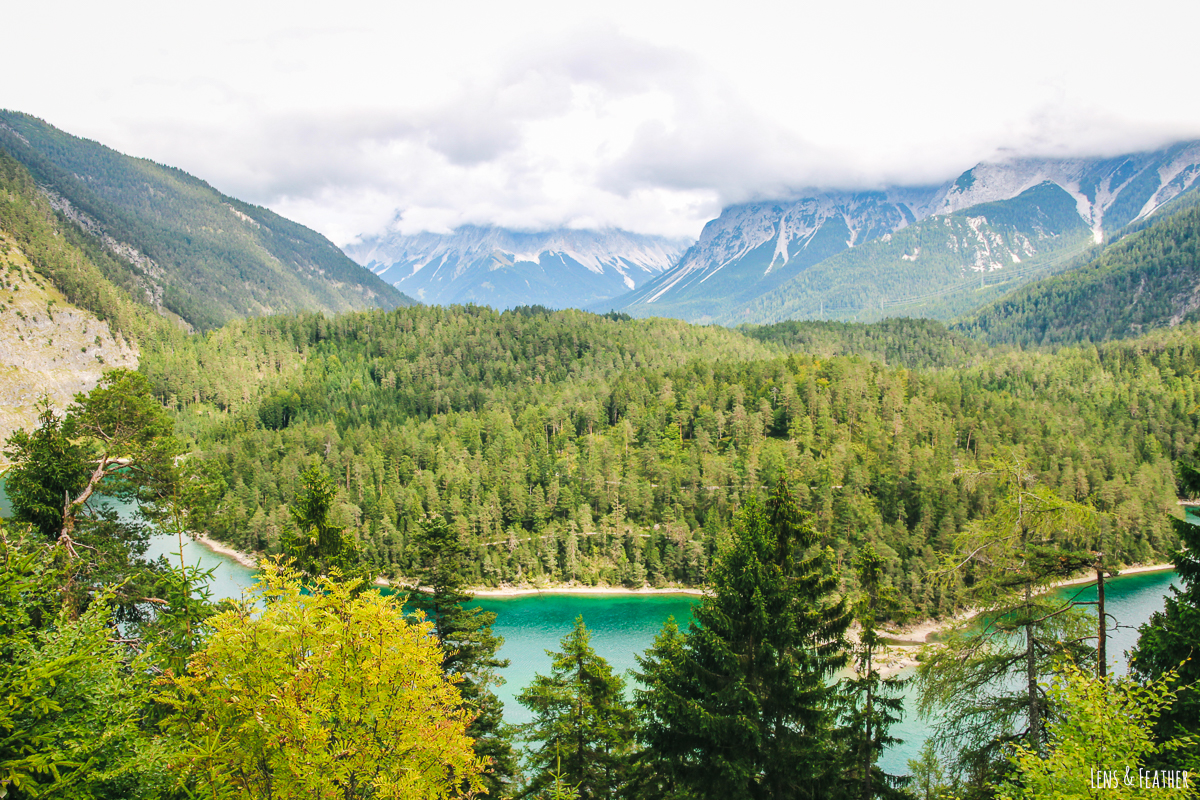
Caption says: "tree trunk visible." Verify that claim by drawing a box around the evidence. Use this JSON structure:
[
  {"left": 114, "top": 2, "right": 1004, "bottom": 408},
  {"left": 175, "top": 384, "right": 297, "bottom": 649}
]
[
  {"left": 1097, "top": 566, "right": 1107, "bottom": 679},
  {"left": 861, "top": 658, "right": 874, "bottom": 800},
  {"left": 1025, "top": 582, "right": 1040, "bottom": 748}
]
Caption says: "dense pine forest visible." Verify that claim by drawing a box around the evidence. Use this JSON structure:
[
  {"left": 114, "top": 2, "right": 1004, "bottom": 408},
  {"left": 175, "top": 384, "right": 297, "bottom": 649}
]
[{"left": 132, "top": 303, "right": 1191, "bottom": 621}]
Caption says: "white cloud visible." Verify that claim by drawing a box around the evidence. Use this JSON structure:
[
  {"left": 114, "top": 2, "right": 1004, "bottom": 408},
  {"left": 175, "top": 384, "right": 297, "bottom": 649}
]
[{"left": 4, "top": 0, "right": 1200, "bottom": 242}]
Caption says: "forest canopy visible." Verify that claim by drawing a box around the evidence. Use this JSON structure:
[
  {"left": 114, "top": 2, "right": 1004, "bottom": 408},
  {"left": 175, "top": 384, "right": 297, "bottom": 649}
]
[{"left": 131, "top": 302, "right": 1195, "bottom": 622}]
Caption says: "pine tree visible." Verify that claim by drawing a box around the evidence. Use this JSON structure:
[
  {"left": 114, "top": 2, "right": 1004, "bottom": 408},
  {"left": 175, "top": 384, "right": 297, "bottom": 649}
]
[
  {"left": 518, "top": 616, "right": 635, "bottom": 800},
  {"left": 634, "top": 477, "right": 851, "bottom": 800},
  {"left": 411, "top": 515, "right": 517, "bottom": 797},
  {"left": 3, "top": 372, "right": 182, "bottom": 620}
]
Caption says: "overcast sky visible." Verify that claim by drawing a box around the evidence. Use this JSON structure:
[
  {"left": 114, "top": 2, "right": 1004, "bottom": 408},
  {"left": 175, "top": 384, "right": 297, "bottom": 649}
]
[{"left": 6, "top": 0, "right": 1199, "bottom": 243}]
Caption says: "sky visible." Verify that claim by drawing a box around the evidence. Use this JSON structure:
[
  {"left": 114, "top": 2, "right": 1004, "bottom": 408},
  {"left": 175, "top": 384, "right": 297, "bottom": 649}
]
[{"left": 5, "top": 0, "right": 1200, "bottom": 244}]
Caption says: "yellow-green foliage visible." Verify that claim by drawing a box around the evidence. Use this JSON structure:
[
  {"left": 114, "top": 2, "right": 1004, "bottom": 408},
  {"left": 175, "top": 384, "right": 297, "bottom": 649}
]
[
  {"left": 997, "top": 663, "right": 1199, "bottom": 799},
  {"left": 163, "top": 560, "right": 486, "bottom": 800}
]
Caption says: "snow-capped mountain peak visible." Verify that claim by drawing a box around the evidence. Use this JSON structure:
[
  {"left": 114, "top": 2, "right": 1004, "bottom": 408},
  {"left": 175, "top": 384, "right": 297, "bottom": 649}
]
[{"left": 343, "top": 225, "right": 691, "bottom": 309}]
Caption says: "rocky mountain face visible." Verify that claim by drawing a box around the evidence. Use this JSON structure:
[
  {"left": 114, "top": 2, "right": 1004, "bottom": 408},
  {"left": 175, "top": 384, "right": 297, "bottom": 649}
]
[
  {"left": 0, "top": 231, "right": 138, "bottom": 462},
  {"left": 953, "top": 193, "right": 1200, "bottom": 347},
  {"left": 344, "top": 226, "right": 691, "bottom": 310},
  {"left": 614, "top": 140, "right": 1200, "bottom": 323}
]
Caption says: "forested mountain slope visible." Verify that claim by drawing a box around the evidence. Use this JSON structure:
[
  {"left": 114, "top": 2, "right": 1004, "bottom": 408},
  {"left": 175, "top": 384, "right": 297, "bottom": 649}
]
[
  {"left": 740, "top": 317, "right": 983, "bottom": 370},
  {"left": 956, "top": 195, "right": 1200, "bottom": 347},
  {"left": 0, "top": 111, "right": 412, "bottom": 331},
  {"left": 143, "top": 305, "right": 1193, "bottom": 620},
  {"left": 0, "top": 151, "right": 175, "bottom": 453}
]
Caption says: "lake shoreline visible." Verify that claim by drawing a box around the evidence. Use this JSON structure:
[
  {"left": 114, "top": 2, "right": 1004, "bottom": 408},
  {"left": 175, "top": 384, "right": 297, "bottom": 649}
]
[
  {"left": 882, "top": 561, "right": 1177, "bottom": 647},
  {"left": 186, "top": 534, "right": 709, "bottom": 596},
  {"left": 183, "top": 535, "right": 1173, "bottom": 615},
  {"left": 192, "top": 533, "right": 260, "bottom": 570}
]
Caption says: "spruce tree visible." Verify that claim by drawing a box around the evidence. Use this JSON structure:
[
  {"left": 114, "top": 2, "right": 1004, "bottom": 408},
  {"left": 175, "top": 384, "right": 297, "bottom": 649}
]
[
  {"left": 629, "top": 617, "right": 689, "bottom": 800},
  {"left": 411, "top": 515, "right": 517, "bottom": 797},
  {"left": 518, "top": 616, "right": 635, "bottom": 800},
  {"left": 3, "top": 403, "right": 88, "bottom": 541},
  {"left": 634, "top": 477, "right": 851, "bottom": 800},
  {"left": 282, "top": 466, "right": 361, "bottom": 580}
]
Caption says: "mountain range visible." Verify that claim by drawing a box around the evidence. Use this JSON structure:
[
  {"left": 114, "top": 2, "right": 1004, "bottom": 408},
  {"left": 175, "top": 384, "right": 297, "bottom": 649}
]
[
  {"left": 0, "top": 111, "right": 412, "bottom": 331},
  {"left": 609, "top": 140, "right": 1200, "bottom": 324},
  {"left": 344, "top": 226, "right": 690, "bottom": 310},
  {"left": 6, "top": 107, "right": 1200, "bottom": 347}
]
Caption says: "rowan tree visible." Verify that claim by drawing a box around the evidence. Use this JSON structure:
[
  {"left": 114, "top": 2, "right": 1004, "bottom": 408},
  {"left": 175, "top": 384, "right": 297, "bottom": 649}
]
[
  {"left": 164, "top": 559, "right": 484, "bottom": 800},
  {"left": 997, "top": 663, "right": 1198, "bottom": 799}
]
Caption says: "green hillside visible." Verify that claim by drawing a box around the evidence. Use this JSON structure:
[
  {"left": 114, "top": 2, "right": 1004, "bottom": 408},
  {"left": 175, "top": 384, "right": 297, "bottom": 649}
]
[
  {"left": 135, "top": 301, "right": 1190, "bottom": 624},
  {"left": 740, "top": 317, "right": 983, "bottom": 369},
  {"left": 956, "top": 198, "right": 1200, "bottom": 347},
  {"left": 0, "top": 151, "right": 169, "bottom": 342},
  {"left": 717, "top": 182, "right": 1095, "bottom": 325},
  {"left": 0, "top": 111, "right": 412, "bottom": 331}
]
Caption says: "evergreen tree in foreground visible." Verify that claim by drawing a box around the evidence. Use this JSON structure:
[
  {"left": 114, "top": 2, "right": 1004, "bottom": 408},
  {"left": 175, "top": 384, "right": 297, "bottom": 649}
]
[
  {"left": 635, "top": 477, "right": 851, "bottom": 800},
  {"left": 518, "top": 616, "right": 635, "bottom": 800},
  {"left": 411, "top": 515, "right": 518, "bottom": 797},
  {"left": 1130, "top": 456, "right": 1200, "bottom": 763},
  {"left": 839, "top": 543, "right": 909, "bottom": 800}
]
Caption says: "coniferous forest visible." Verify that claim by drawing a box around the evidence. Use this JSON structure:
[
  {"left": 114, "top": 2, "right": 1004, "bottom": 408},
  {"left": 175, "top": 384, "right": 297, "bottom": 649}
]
[
  {"left": 2, "top": 141, "right": 1200, "bottom": 800},
  {"left": 137, "top": 303, "right": 1190, "bottom": 623}
]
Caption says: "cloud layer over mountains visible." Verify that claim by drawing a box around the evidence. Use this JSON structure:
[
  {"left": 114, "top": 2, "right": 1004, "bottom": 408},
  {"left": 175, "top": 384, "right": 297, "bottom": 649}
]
[{"left": 6, "top": 0, "right": 1200, "bottom": 243}]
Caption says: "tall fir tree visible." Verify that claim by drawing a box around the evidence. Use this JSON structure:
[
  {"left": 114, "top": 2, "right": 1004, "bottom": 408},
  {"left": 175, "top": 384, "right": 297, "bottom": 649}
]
[
  {"left": 634, "top": 477, "right": 851, "bottom": 800},
  {"left": 518, "top": 616, "right": 635, "bottom": 800},
  {"left": 629, "top": 616, "right": 689, "bottom": 800},
  {"left": 281, "top": 465, "right": 365, "bottom": 582},
  {"left": 839, "top": 543, "right": 908, "bottom": 800},
  {"left": 411, "top": 515, "right": 518, "bottom": 797}
]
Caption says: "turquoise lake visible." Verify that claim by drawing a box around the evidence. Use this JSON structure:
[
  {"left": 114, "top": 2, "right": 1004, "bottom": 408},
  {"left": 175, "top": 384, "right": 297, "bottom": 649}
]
[
  {"left": 135, "top": 531, "right": 1180, "bottom": 776},
  {"left": 0, "top": 477, "right": 1181, "bottom": 776}
]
